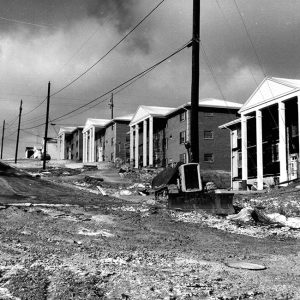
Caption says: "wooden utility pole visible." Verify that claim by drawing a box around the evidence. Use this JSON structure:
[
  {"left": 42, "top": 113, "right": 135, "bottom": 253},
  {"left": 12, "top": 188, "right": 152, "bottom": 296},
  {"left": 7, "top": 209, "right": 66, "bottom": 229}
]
[
  {"left": 43, "top": 81, "right": 51, "bottom": 170},
  {"left": 190, "top": 0, "right": 200, "bottom": 162},
  {"left": 1, "top": 120, "right": 5, "bottom": 159},
  {"left": 15, "top": 100, "right": 23, "bottom": 164},
  {"left": 109, "top": 93, "right": 114, "bottom": 119}
]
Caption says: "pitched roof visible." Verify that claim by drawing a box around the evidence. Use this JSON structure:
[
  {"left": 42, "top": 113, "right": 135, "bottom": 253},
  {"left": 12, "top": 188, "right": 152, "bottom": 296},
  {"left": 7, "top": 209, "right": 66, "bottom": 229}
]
[
  {"left": 58, "top": 127, "right": 77, "bottom": 136},
  {"left": 113, "top": 114, "right": 134, "bottom": 122},
  {"left": 83, "top": 118, "right": 110, "bottom": 132},
  {"left": 239, "top": 77, "right": 300, "bottom": 113},
  {"left": 166, "top": 98, "right": 242, "bottom": 117},
  {"left": 198, "top": 98, "right": 242, "bottom": 109},
  {"left": 130, "top": 105, "right": 175, "bottom": 125}
]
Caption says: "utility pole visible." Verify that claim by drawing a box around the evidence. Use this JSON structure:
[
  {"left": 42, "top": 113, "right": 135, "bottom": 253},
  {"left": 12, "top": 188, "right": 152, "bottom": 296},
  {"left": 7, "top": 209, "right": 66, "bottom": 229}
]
[
  {"left": 1, "top": 120, "right": 5, "bottom": 159},
  {"left": 15, "top": 100, "right": 23, "bottom": 164},
  {"left": 43, "top": 81, "right": 51, "bottom": 170},
  {"left": 190, "top": 0, "right": 200, "bottom": 162},
  {"left": 109, "top": 93, "right": 114, "bottom": 119}
]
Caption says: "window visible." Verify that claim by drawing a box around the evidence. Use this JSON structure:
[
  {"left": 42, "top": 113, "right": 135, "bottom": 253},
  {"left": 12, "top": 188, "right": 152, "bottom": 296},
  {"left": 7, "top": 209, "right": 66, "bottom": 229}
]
[
  {"left": 204, "top": 130, "right": 214, "bottom": 139},
  {"left": 238, "top": 152, "right": 242, "bottom": 168},
  {"left": 272, "top": 143, "right": 279, "bottom": 162},
  {"left": 179, "top": 131, "right": 186, "bottom": 144},
  {"left": 111, "top": 137, "right": 114, "bottom": 146},
  {"left": 204, "top": 153, "right": 214, "bottom": 162},
  {"left": 164, "top": 138, "right": 168, "bottom": 149},
  {"left": 76, "top": 141, "right": 78, "bottom": 147},
  {"left": 179, "top": 153, "right": 186, "bottom": 163},
  {"left": 237, "top": 128, "right": 241, "bottom": 139},
  {"left": 111, "top": 152, "right": 114, "bottom": 161},
  {"left": 180, "top": 111, "right": 186, "bottom": 122},
  {"left": 204, "top": 112, "right": 214, "bottom": 117}
]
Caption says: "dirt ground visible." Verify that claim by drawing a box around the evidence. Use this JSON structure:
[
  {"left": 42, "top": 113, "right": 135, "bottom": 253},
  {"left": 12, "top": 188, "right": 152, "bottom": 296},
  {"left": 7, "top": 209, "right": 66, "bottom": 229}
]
[{"left": 0, "top": 160, "right": 300, "bottom": 299}]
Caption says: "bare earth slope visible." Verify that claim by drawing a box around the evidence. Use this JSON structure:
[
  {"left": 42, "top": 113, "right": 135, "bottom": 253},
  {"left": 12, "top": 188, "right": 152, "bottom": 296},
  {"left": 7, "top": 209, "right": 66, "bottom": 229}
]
[{"left": 0, "top": 161, "right": 300, "bottom": 299}]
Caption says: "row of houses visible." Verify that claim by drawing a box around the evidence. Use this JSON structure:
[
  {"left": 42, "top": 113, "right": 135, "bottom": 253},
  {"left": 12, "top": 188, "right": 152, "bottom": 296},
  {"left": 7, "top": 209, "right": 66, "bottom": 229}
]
[
  {"left": 56, "top": 76, "right": 300, "bottom": 191},
  {"left": 57, "top": 98, "right": 242, "bottom": 172}
]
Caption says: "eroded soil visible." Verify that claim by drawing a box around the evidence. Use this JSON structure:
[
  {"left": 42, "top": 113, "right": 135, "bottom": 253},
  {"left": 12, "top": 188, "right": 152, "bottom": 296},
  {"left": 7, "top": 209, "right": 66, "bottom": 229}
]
[{"left": 0, "top": 161, "right": 300, "bottom": 299}]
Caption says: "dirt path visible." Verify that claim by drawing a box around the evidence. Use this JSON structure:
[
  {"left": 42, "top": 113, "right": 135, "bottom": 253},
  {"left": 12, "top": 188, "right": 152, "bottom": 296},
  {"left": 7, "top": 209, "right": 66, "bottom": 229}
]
[{"left": 0, "top": 161, "right": 300, "bottom": 299}]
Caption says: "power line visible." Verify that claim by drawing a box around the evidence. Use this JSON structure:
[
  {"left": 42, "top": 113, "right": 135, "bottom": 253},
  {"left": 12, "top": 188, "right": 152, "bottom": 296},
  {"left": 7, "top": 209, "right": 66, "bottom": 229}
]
[
  {"left": 233, "top": 0, "right": 266, "bottom": 77},
  {"left": 0, "top": 16, "right": 58, "bottom": 29},
  {"left": 13, "top": 0, "right": 166, "bottom": 122},
  {"left": 22, "top": 40, "right": 191, "bottom": 130},
  {"left": 51, "top": 41, "right": 190, "bottom": 122},
  {"left": 199, "top": 41, "right": 226, "bottom": 100},
  {"left": 50, "top": 0, "right": 166, "bottom": 98}
]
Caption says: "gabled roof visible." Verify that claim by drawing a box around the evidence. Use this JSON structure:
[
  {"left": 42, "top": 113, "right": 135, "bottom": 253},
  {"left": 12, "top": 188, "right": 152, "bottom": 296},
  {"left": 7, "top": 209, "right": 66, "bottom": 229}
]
[
  {"left": 219, "top": 116, "right": 254, "bottom": 129},
  {"left": 83, "top": 118, "right": 110, "bottom": 132},
  {"left": 58, "top": 127, "right": 77, "bottom": 136},
  {"left": 105, "top": 114, "right": 134, "bottom": 128},
  {"left": 113, "top": 114, "right": 134, "bottom": 122},
  {"left": 130, "top": 105, "right": 175, "bottom": 125},
  {"left": 198, "top": 98, "right": 242, "bottom": 109},
  {"left": 239, "top": 77, "right": 300, "bottom": 113},
  {"left": 166, "top": 98, "right": 242, "bottom": 118}
]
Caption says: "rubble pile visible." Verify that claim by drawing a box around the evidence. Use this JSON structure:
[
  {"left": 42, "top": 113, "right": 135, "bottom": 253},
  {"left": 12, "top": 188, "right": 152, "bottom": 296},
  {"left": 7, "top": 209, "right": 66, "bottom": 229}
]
[
  {"left": 171, "top": 209, "right": 300, "bottom": 239},
  {"left": 24, "top": 167, "right": 82, "bottom": 177},
  {"left": 118, "top": 165, "right": 162, "bottom": 184}
]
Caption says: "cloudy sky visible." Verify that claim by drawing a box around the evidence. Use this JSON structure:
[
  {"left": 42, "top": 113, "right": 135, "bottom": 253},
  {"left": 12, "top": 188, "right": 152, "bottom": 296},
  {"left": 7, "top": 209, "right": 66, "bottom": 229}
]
[{"left": 1, "top": 0, "right": 300, "bottom": 158}]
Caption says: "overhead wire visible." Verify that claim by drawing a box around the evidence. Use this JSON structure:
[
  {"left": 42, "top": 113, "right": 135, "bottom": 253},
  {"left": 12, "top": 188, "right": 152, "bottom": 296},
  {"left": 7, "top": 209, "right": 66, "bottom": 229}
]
[
  {"left": 21, "top": 40, "right": 191, "bottom": 130},
  {"left": 50, "top": 0, "right": 166, "bottom": 98},
  {"left": 15, "top": 0, "right": 166, "bottom": 123},
  {"left": 51, "top": 40, "right": 191, "bottom": 122},
  {"left": 0, "top": 16, "right": 58, "bottom": 29}
]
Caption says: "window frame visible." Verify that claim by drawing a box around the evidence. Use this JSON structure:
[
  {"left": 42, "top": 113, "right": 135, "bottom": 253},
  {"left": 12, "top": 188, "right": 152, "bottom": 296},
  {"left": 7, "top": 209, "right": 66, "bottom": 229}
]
[
  {"left": 179, "top": 111, "right": 186, "bottom": 122},
  {"left": 179, "top": 130, "right": 186, "bottom": 144},
  {"left": 203, "top": 130, "right": 214, "bottom": 140},
  {"left": 204, "top": 153, "right": 214, "bottom": 163}
]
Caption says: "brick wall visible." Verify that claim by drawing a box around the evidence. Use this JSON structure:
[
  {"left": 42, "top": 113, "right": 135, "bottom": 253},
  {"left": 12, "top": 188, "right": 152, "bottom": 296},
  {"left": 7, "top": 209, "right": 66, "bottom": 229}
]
[
  {"left": 69, "top": 129, "right": 83, "bottom": 161},
  {"left": 104, "top": 121, "right": 130, "bottom": 162},
  {"left": 164, "top": 107, "right": 238, "bottom": 171},
  {"left": 165, "top": 110, "right": 189, "bottom": 165},
  {"left": 115, "top": 122, "right": 130, "bottom": 162},
  {"left": 198, "top": 107, "right": 239, "bottom": 171}
]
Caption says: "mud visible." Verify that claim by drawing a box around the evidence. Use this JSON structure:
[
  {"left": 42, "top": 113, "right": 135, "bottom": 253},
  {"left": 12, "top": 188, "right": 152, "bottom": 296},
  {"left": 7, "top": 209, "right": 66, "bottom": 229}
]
[{"left": 0, "top": 161, "right": 300, "bottom": 299}]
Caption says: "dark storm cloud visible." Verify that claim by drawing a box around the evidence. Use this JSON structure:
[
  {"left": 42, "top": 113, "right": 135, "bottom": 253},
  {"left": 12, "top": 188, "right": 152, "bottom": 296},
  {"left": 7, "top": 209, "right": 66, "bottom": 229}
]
[{"left": 86, "top": 0, "right": 139, "bottom": 33}]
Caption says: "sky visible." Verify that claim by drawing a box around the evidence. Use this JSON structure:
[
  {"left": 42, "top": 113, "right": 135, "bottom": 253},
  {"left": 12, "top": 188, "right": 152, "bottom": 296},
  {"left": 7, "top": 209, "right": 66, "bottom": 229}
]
[{"left": 1, "top": 0, "right": 300, "bottom": 158}]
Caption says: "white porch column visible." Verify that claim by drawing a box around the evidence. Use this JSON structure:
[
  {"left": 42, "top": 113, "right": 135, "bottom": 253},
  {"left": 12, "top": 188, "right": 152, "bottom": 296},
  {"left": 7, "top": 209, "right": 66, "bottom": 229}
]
[
  {"left": 241, "top": 114, "right": 248, "bottom": 188},
  {"left": 130, "top": 126, "right": 134, "bottom": 164},
  {"left": 91, "top": 126, "right": 95, "bottom": 162},
  {"left": 149, "top": 116, "right": 154, "bottom": 166},
  {"left": 143, "top": 119, "right": 147, "bottom": 167},
  {"left": 135, "top": 124, "right": 139, "bottom": 168},
  {"left": 61, "top": 134, "right": 65, "bottom": 159},
  {"left": 82, "top": 133, "right": 85, "bottom": 162},
  {"left": 85, "top": 132, "right": 88, "bottom": 162},
  {"left": 114, "top": 123, "right": 117, "bottom": 162},
  {"left": 298, "top": 96, "right": 300, "bottom": 160},
  {"left": 278, "top": 101, "right": 288, "bottom": 183},
  {"left": 256, "top": 110, "right": 264, "bottom": 190},
  {"left": 88, "top": 129, "right": 92, "bottom": 162}
]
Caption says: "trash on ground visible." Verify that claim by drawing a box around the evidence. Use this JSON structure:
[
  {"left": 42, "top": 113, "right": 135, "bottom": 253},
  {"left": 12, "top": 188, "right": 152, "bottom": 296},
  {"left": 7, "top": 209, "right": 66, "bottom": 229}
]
[{"left": 225, "top": 262, "right": 267, "bottom": 270}]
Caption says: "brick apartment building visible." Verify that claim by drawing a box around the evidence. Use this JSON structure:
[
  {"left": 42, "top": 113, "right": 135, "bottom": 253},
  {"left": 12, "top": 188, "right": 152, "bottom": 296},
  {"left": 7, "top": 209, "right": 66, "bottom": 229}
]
[
  {"left": 57, "top": 126, "right": 83, "bottom": 161},
  {"left": 82, "top": 115, "right": 133, "bottom": 163},
  {"left": 103, "top": 115, "right": 133, "bottom": 163},
  {"left": 129, "top": 99, "right": 242, "bottom": 171}
]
